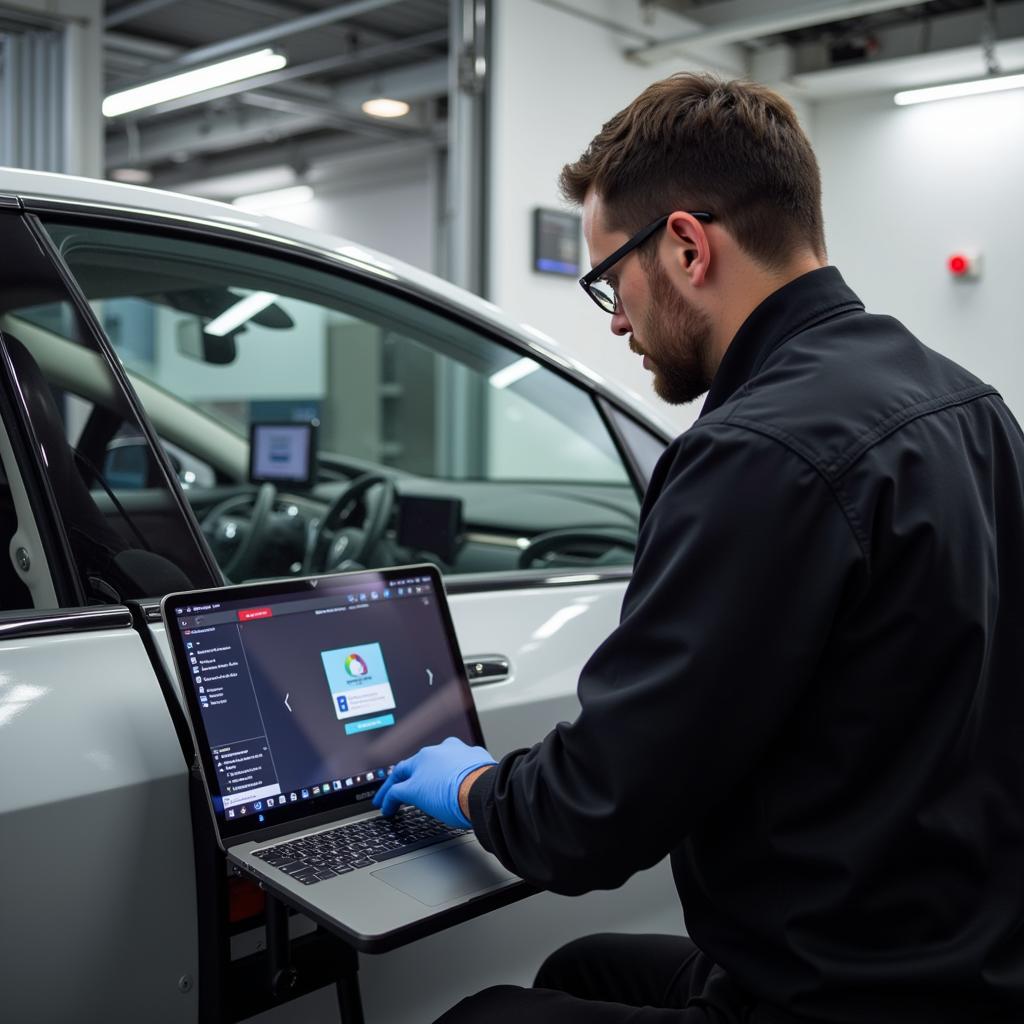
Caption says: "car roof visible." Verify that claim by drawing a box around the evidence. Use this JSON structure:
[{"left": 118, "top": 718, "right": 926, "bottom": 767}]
[{"left": 0, "top": 166, "right": 676, "bottom": 439}]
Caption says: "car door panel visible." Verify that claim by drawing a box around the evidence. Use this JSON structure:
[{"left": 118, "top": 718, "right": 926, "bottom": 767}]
[{"left": 0, "top": 615, "right": 198, "bottom": 1024}]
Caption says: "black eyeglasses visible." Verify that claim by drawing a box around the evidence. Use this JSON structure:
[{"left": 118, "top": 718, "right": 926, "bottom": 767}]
[{"left": 579, "top": 211, "right": 714, "bottom": 314}]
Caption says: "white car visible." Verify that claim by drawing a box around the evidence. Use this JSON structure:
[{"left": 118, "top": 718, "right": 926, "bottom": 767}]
[{"left": 0, "top": 168, "right": 683, "bottom": 1024}]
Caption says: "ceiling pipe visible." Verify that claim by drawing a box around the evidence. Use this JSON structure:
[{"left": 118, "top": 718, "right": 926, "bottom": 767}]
[
  {"left": 627, "top": 0, "right": 923, "bottom": 65},
  {"left": 105, "top": 0, "right": 182, "bottom": 30},
  {"left": 164, "top": 0, "right": 402, "bottom": 71}
]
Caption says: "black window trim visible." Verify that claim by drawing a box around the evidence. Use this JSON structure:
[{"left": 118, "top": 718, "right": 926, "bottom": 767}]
[{"left": 0, "top": 604, "right": 132, "bottom": 639}]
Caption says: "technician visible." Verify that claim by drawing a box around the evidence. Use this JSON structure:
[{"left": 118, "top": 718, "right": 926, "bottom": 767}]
[{"left": 374, "top": 74, "right": 1024, "bottom": 1023}]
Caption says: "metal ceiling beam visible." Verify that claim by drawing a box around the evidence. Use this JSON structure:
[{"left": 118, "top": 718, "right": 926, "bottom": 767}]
[
  {"left": 107, "top": 27, "right": 448, "bottom": 119},
  {"left": 105, "top": 0, "right": 182, "bottom": 29},
  {"left": 627, "top": 0, "right": 925, "bottom": 65},
  {"left": 239, "top": 92, "right": 430, "bottom": 141},
  {"left": 167, "top": 0, "right": 405, "bottom": 69},
  {"left": 150, "top": 132, "right": 414, "bottom": 189},
  {"left": 106, "top": 105, "right": 326, "bottom": 166},
  {"left": 333, "top": 56, "right": 448, "bottom": 106},
  {"left": 105, "top": 56, "right": 446, "bottom": 167}
]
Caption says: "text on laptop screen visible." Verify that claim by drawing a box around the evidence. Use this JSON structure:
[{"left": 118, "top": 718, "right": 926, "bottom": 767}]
[{"left": 168, "top": 570, "right": 479, "bottom": 837}]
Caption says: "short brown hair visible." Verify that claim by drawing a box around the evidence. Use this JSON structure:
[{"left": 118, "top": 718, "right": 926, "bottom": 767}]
[{"left": 560, "top": 73, "right": 826, "bottom": 267}]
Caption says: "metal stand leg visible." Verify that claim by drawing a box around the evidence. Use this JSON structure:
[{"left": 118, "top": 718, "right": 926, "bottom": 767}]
[
  {"left": 262, "top": 894, "right": 366, "bottom": 1023},
  {"left": 334, "top": 940, "right": 365, "bottom": 1024},
  {"left": 265, "top": 895, "right": 298, "bottom": 998}
]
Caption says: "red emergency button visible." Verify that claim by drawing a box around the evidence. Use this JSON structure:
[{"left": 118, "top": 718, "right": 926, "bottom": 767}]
[
  {"left": 238, "top": 607, "right": 272, "bottom": 622},
  {"left": 947, "top": 251, "right": 981, "bottom": 280}
]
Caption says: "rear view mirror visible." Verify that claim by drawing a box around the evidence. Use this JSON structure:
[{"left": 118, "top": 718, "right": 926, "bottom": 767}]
[{"left": 175, "top": 320, "right": 237, "bottom": 364}]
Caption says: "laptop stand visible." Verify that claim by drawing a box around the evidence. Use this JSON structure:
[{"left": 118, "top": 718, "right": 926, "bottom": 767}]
[{"left": 265, "top": 892, "right": 364, "bottom": 1024}]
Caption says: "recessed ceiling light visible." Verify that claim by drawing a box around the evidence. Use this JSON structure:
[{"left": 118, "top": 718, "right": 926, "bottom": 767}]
[
  {"left": 103, "top": 48, "right": 287, "bottom": 118},
  {"left": 110, "top": 168, "right": 153, "bottom": 184},
  {"left": 894, "top": 72, "right": 1024, "bottom": 106},
  {"left": 232, "top": 185, "right": 314, "bottom": 212},
  {"left": 361, "top": 97, "right": 410, "bottom": 119}
]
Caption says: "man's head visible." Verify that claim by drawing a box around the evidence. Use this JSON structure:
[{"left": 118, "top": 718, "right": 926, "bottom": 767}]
[{"left": 561, "top": 73, "right": 826, "bottom": 404}]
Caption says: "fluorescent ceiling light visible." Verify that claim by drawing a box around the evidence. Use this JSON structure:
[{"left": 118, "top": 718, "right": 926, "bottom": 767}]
[
  {"left": 206, "top": 291, "right": 278, "bottom": 337},
  {"left": 232, "top": 184, "right": 314, "bottom": 212},
  {"left": 895, "top": 72, "right": 1024, "bottom": 106},
  {"left": 103, "top": 48, "right": 287, "bottom": 118},
  {"left": 489, "top": 358, "right": 540, "bottom": 390},
  {"left": 361, "top": 97, "right": 410, "bottom": 118}
]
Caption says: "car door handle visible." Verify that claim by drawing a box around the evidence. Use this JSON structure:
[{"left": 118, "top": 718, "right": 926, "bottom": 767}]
[{"left": 463, "top": 655, "right": 510, "bottom": 686}]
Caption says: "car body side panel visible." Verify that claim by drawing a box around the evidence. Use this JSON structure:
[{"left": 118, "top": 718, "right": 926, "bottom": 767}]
[{"left": 0, "top": 627, "right": 198, "bottom": 1023}]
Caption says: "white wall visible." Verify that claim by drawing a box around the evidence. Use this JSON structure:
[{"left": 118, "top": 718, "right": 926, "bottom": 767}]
[
  {"left": 488, "top": 0, "right": 744, "bottom": 435},
  {"left": 270, "top": 148, "right": 438, "bottom": 275},
  {"left": 814, "top": 88, "right": 1024, "bottom": 420}
]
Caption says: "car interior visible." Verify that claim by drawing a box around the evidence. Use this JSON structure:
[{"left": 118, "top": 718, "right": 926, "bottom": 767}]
[{"left": 0, "top": 218, "right": 660, "bottom": 602}]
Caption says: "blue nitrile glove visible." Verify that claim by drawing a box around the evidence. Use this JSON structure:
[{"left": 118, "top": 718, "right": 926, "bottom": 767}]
[{"left": 373, "top": 736, "right": 496, "bottom": 829}]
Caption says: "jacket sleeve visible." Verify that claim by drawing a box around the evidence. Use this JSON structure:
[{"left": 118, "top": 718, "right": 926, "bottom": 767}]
[{"left": 468, "top": 424, "right": 866, "bottom": 895}]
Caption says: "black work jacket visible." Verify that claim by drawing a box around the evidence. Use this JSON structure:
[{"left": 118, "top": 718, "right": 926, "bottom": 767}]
[{"left": 470, "top": 266, "right": 1024, "bottom": 1023}]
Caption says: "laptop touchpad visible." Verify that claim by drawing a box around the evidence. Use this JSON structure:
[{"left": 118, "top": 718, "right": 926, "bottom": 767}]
[{"left": 371, "top": 844, "right": 514, "bottom": 907}]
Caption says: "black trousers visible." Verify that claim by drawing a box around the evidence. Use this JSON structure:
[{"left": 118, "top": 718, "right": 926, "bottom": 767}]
[{"left": 433, "top": 933, "right": 752, "bottom": 1023}]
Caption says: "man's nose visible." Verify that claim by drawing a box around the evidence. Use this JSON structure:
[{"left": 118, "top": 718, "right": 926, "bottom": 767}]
[{"left": 610, "top": 308, "right": 631, "bottom": 336}]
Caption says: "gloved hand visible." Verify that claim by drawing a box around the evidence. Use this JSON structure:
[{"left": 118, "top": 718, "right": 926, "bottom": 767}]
[{"left": 373, "top": 736, "right": 496, "bottom": 829}]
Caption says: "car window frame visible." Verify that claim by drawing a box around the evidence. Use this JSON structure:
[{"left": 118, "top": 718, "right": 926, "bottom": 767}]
[
  {"left": 27, "top": 197, "right": 670, "bottom": 590},
  {"left": 21, "top": 211, "right": 224, "bottom": 594}
]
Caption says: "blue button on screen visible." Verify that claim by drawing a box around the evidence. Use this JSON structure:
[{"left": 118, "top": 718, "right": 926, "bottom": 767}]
[{"left": 344, "top": 713, "right": 395, "bottom": 736}]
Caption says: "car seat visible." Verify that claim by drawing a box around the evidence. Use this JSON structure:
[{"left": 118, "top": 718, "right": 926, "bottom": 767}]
[{"left": 0, "top": 331, "right": 193, "bottom": 602}]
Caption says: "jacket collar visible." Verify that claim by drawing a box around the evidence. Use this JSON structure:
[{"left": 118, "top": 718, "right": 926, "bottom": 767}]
[{"left": 699, "top": 265, "right": 864, "bottom": 418}]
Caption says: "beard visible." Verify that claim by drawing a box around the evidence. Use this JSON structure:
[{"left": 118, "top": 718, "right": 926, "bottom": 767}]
[{"left": 633, "top": 257, "right": 715, "bottom": 405}]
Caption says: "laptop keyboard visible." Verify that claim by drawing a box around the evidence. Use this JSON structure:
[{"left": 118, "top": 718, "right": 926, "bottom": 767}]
[{"left": 251, "top": 808, "right": 470, "bottom": 886}]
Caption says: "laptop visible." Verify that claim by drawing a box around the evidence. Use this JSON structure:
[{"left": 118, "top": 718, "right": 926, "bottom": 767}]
[{"left": 161, "top": 563, "right": 525, "bottom": 952}]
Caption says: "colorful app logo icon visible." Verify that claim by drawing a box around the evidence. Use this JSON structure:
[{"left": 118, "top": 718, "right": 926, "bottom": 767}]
[
  {"left": 301, "top": 789, "right": 309, "bottom": 799},
  {"left": 312, "top": 785, "right": 321, "bottom": 795},
  {"left": 344, "top": 653, "right": 369, "bottom": 677}
]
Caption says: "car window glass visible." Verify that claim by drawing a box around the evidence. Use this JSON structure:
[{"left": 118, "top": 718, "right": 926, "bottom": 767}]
[
  {"left": 0, "top": 216, "right": 215, "bottom": 604},
  {"left": 38, "top": 220, "right": 640, "bottom": 583},
  {"left": 0, "top": 447, "right": 34, "bottom": 610},
  {"left": 606, "top": 405, "right": 670, "bottom": 488}
]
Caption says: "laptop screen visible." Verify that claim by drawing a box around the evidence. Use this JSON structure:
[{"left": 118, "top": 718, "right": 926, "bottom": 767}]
[{"left": 162, "top": 565, "right": 484, "bottom": 842}]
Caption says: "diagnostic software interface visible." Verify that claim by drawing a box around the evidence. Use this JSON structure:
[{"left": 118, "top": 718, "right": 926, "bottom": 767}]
[{"left": 171, "top": 571, "right": 477, "bottom": 831}]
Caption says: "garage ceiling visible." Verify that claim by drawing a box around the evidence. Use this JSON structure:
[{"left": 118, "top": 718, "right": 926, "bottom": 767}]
[
  {"left": 103, "top": 0, "right": 450, "bottom": 190},
  {"left": 641, "top": 0, "right": 1021, "bottom": 68},
  {"left": 104, "top": 0, "right": 1024, "bottom": 192}
]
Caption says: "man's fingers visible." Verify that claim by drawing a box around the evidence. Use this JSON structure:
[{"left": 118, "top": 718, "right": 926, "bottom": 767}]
[
  {"left": 373, "top": 759, "right": 411, "bottom": 810},
  {"left": 372, "top": 774, "right": 396, "bottom": 810},
  {"left": 379, "top": 781, "right": 411, "bottom": 817}
]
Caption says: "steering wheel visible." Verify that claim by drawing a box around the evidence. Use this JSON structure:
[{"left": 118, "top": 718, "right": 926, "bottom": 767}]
[
  {"left": 307, "top": 472, "right": 397, "bottom": 572},
  {"left": 517, "top": 527, "right": 637, "bottom": 570},
  {"left": 200, "top": 482, "right": 277, "bottom": 582}
]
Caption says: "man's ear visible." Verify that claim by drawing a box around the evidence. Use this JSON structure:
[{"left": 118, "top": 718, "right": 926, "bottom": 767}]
[{"left": 665, "top": 211, "right": 711, "bottom": 286}]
